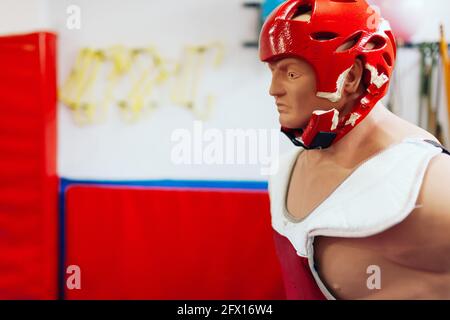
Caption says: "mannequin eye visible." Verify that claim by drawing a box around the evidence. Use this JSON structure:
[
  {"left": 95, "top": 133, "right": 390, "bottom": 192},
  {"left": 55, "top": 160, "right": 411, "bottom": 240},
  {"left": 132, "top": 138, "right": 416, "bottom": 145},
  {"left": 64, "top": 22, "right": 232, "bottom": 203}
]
[{"left": 287, "top": 71, "right": 298, "bottom": 79}]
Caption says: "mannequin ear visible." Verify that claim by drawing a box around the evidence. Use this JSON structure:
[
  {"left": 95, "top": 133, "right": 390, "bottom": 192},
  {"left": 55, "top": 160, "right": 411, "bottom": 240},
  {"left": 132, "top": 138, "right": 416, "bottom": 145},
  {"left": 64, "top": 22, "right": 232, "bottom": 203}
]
[{"left": 344, "top": 58, "right": 364, "bottom": 94}]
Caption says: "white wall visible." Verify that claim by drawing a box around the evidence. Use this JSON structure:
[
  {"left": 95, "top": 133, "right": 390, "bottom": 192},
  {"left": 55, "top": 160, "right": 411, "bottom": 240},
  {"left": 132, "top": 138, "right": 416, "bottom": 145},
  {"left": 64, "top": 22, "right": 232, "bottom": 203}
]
[
  {"left": 409, "top": 0, "right": 450, "bottom": 43},
  {"left": 0, "top": 0, "right": 49, "bottom": 35}
]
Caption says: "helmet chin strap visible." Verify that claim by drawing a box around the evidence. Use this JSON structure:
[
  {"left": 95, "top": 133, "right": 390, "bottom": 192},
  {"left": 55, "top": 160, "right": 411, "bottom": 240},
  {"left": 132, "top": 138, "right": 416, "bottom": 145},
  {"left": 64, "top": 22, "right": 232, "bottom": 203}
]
[
  {"left": 281, "top": 127, "right": 336, "bottom": 150},
  {"left": 281, "top": 93, "right": 372, "bottom": 150}
]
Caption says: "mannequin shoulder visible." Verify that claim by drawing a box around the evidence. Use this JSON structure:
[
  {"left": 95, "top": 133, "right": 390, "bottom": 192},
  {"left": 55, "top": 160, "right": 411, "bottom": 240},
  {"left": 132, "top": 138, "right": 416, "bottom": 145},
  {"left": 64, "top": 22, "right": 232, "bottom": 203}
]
[
  {"left": 381, "top": 108, "right": 440, "bottom": 143},
  {"left": 417, "top": 153, "right": 450, "bottom": 220},
  {"left": 383, "top": 153, "right": 450, "bottom": 273}
]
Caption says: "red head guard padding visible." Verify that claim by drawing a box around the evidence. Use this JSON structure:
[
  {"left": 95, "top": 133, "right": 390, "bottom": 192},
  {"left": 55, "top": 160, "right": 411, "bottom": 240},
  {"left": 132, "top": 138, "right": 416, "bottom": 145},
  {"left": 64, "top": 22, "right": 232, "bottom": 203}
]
[{"left": 259, "top": 0, "right": 397, "bottom": 149}]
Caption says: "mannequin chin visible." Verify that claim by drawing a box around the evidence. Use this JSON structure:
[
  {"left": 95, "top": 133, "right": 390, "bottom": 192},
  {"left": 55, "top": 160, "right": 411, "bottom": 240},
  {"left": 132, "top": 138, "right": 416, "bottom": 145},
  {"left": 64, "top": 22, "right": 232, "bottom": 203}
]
[{"left": 279, "top": 113, "right": 309, "bottom": 132}]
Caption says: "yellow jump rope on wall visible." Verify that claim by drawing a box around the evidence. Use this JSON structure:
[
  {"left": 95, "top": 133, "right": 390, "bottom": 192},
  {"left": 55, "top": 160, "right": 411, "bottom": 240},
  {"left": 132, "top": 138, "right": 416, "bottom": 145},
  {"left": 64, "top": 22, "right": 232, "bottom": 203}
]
[{"left": 59, "top": 43, "right": 224, "bottom": 126}]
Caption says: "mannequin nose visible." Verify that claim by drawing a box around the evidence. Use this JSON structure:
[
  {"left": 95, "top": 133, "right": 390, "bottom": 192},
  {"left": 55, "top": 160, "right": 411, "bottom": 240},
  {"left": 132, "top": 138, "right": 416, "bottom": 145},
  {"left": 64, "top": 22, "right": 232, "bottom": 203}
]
[{"left": 269, "top": 77, "right": 285, "bottom": 97}]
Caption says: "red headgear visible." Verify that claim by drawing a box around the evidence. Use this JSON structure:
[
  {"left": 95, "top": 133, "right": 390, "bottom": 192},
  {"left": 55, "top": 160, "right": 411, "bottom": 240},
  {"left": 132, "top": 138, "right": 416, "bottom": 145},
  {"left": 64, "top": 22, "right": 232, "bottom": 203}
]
[{"left": 259, "top": 0, "right": 396, "bottom": 149}]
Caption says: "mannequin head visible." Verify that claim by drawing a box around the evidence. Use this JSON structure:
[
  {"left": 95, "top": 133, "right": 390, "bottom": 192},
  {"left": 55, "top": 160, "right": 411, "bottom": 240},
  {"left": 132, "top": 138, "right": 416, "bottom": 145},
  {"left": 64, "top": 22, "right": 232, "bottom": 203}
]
[{"left": 268, "top": 57, "right": 365, "bottom": 129}]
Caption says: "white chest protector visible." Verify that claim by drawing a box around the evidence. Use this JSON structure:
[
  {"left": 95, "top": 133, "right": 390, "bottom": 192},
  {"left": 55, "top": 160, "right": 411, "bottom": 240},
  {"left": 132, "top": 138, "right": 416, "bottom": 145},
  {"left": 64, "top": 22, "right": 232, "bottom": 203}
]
[{"left": 268, "top": 137, "right": 448, "bottom": 299}]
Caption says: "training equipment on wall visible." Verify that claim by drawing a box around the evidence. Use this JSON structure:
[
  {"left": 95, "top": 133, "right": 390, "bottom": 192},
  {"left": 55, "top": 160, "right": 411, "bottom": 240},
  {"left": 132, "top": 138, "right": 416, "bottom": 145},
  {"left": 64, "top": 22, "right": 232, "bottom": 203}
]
[
  {"left": 440, "top": 25, "right": 450, "bottom": 144},
  {"left": 60, "top": 43, "right": 224, "bottom": 125},
  {"left": 418, "top": 43, "right": 444, "bottom": 142},
  {"left": 59, "top": 48, "right": 107, "bottom": 125},
  {"left": 170, "top": 43, "right": 224, "bottom": 121},
  {"left": 117, "top": 47, "right": 170, "bottom": 123}
]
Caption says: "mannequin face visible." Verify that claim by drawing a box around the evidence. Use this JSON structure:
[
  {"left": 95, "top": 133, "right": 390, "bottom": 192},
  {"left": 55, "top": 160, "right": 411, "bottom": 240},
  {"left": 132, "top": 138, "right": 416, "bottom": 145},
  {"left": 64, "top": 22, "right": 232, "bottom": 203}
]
[
  {"left": 267, "top": 57, "right": 364, "bottom": 129},
  {"left": 268, "top": 57, "right": 335, "bottom": 129}
]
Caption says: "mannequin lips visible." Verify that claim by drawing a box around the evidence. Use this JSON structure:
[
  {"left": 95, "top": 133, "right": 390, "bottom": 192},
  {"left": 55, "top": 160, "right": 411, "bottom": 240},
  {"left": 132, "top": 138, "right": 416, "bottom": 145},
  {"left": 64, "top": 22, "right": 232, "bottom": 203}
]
[{"left": 276, "top": 103, "right": 288, "bottom": 112}]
